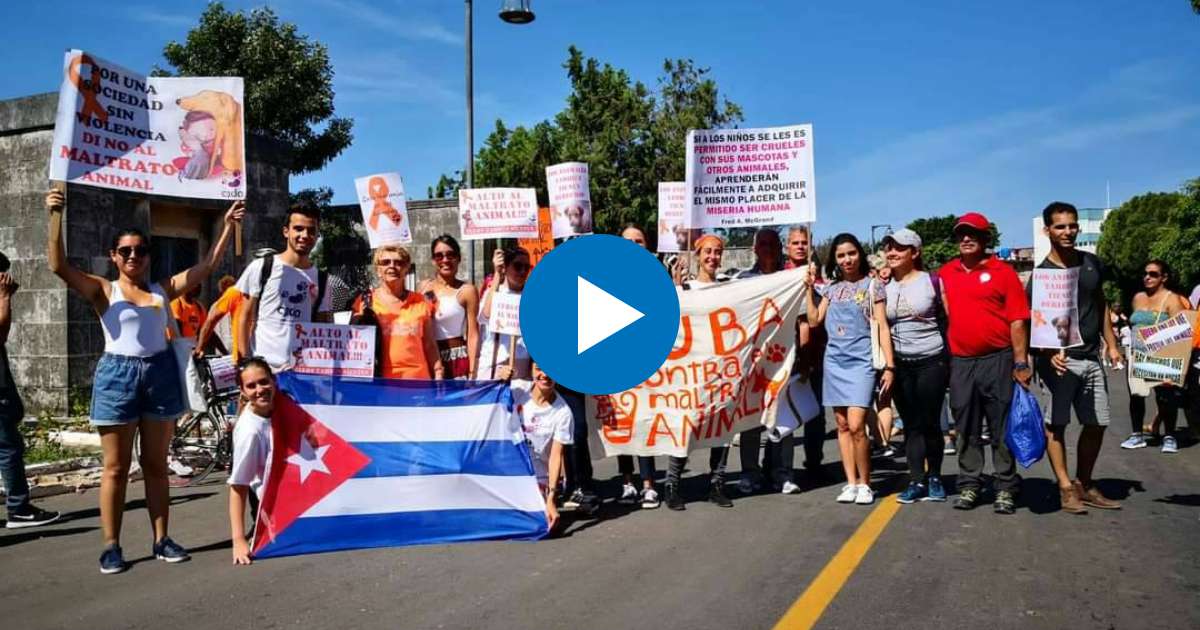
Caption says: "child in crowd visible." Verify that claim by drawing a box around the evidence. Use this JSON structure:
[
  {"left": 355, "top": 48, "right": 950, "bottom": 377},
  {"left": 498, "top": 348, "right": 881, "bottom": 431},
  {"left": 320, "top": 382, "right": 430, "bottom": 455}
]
[
  {"left": 508, "top": 362, "right": 573, "bottom": 530},
  {"left": 227, "top": 357, "right": 276, "bottom": 566}
]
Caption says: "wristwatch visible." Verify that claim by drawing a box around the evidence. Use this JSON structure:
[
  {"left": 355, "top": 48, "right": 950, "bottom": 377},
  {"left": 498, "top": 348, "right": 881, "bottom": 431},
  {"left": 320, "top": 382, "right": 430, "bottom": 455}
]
[{"left": 1014, "top": 361, "right": 1031, "bottom": 371}]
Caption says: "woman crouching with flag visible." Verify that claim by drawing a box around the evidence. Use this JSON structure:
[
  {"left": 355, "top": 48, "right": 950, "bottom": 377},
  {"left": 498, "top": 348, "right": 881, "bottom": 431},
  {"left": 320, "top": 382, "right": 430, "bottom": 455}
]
[{"left": 228, "top": 357, "right": 276, "bottom": 565}]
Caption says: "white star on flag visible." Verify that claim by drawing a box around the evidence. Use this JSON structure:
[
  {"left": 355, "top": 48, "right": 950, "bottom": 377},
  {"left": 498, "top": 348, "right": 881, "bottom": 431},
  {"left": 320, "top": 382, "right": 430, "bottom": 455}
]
[{"left": 287, "top": 437, "right": 331, "bottom": 483}]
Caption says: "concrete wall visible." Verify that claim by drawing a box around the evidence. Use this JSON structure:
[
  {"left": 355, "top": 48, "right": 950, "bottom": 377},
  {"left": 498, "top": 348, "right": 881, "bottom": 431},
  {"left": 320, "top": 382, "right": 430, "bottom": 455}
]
[{"left": 0, "top": 92, "right": 292, "bottom": 416}]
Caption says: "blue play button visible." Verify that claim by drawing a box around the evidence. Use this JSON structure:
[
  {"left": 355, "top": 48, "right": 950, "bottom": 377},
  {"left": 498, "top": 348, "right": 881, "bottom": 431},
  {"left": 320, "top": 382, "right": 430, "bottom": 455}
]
[{"left": 520, "top": 235, "right": 680, "bottom": 394}]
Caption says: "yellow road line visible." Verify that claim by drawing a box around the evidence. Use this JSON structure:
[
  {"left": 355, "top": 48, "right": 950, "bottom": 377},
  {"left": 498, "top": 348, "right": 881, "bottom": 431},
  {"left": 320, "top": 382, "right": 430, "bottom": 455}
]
[{"left": 772, "top": 498, "right": 903, "bottom": 630}]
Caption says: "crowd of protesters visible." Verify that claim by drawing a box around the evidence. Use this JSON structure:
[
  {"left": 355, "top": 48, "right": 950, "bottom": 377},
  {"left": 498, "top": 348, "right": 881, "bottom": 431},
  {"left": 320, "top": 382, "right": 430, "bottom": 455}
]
[{"left": 2, "top": 192, "right": 1196, "bottom": 574}]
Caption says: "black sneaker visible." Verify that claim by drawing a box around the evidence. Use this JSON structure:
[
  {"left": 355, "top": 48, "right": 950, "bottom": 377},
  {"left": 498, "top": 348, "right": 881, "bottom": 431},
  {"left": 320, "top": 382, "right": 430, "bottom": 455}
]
[
  {"left": 99, "top": 544, "right": 127, "bottom": 575},
  {"left": 993, "top": 490, "right": 1016, "bottom": 515},
  {"left": 708, "top": 483, "right": 733, "bottom": 508},
  {"left": 152, "top": 536, "right": 191, "bottom": 563},
  {"left": 953, "top": 488, "right": 979, "bottom": 510},
  {"left": 5, "top": 504, "right": 61, "bottom": 529},
  {"left": 665, "top": 484, "right": 686, "bottom": 511}
]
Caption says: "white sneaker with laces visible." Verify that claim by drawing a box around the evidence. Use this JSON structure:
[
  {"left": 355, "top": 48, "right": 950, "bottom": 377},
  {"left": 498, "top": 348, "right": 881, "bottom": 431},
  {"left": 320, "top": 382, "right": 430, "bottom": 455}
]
[
  {"left": 1120, "top": 433, "right": 1147, "bottom": 450},
  {"left": 836, "top": 484, "right": 857, "bottom": 503},
  {"left": 781, "top": 481, "right": 801, "bottom": 495},
  {"left": 167, "top": 457, "right": 194, "bottom": 477},
  {"left": 855, "top": 484, "right": 875, "bottom": 505},
  {"left": 1162, "top": 436, "right": 1179, "bottom": 454},
  {"left": 641, "top": 487, "right": 660, "bottom": 509},
  {"left": 618, "top": 483, "right": 639, "bottom": 504}
]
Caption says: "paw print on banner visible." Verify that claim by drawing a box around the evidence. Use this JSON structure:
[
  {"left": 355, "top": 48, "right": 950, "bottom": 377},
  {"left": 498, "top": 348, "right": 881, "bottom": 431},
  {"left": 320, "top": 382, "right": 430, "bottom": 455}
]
[{"left": 765, "top": 343, "right": 786, "bottom": 363}]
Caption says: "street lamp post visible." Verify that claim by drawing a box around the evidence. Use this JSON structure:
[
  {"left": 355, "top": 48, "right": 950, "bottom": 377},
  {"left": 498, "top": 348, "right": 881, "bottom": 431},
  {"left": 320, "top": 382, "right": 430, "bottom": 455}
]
[
  {"left": 870, "top": 224, "right": 893, "bottom": 251},
  {"left": 465, "top": 1, "right": 535, "bottom": 283}
]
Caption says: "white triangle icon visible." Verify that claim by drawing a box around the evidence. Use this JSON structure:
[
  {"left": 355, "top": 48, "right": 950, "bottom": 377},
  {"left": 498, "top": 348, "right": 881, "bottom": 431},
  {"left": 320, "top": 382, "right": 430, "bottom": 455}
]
[{"left": 577, "top": 276, "right": 644, "bottom": 355}]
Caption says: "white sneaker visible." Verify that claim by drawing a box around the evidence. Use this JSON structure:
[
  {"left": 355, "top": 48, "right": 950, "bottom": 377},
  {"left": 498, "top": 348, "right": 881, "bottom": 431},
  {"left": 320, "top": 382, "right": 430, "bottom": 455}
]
[
  {"left": 781, "top": 481, "right": 801, "bottom": 495},
  {"left": 855, "top": 484, "right": 875, "bottom": 505},
  {"left": 167, "top": 457, "right": 194, "bottom": 477},
  {"left": 641, "top": 487, "right": 660, "bottom": 509},
  {"left": 1120, "top": 433, "right": 1147, "bottom": 450},
  {"left": 1162, "top": 436, "right": 1179, "bottom": 454},
  {"left": 618, "top": 483, "right": 639, "bottom": 505},
  {"left": 836, "top": 484, "right": 857, "bottom": 503}
]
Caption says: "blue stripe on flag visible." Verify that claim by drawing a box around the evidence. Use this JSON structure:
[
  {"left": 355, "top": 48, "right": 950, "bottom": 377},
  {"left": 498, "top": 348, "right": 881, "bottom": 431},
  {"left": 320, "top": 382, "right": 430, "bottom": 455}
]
[
  {"left": 253, "top": 509, "right": 548, "bottom": 559},
  {"left": 351, "top": 441, "right": 535, "bottom": 478},
  {"left": 277, "top": 372, "right": 513, "bottom": 410}
]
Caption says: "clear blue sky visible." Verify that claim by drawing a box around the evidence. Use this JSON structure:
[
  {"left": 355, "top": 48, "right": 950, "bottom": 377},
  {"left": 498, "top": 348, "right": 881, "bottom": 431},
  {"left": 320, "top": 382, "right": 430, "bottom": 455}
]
[{"left": 4, "top": 1, "right": 1198, "bottom": 247}]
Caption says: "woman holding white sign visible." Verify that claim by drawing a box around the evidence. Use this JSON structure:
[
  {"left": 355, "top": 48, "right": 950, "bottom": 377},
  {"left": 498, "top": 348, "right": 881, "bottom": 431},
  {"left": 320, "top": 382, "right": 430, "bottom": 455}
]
[
  {"left": 45, "top": 188, "right": 244, "bottom": 575},
  {"left": 419, "top": 235, "right": 480, "bottom": 380},
  {"left": 805, "top": 233, "right": 894, "bottom": 506},
  {"left": 1121, "top": 259, "right": 1191, "bottom": 453},
  {"left": 351, "top": 246, "right": 443, "bottom": 380},
  {"left": 480, "top": 246, "right": 532, "bottom": 381}
]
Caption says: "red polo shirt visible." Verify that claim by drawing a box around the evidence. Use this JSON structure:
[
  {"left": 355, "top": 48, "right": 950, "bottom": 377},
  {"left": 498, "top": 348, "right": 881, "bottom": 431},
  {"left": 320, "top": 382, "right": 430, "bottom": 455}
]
[{"left": 938, "top": 256, "right": 1030, "bottom": 357}]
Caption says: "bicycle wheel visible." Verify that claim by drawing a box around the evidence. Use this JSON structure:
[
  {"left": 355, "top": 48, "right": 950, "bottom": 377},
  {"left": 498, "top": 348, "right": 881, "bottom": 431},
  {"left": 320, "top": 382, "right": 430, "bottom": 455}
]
[{"left": 169, "top": 411, "right": 223, "bottom": 486}]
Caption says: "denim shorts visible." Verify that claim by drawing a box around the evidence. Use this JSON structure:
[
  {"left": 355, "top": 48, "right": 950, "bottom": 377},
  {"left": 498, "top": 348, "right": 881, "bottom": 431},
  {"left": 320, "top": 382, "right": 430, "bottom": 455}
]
[{"left": 90, "top": 351, "right": 186, "bottom": 425}]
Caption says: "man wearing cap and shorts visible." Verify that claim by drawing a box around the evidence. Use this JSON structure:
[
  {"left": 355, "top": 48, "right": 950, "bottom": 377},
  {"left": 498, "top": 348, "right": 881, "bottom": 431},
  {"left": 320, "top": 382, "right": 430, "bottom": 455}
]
[
  {"left": 1029, "top": 202, "right": 1123, "bottom": 514},
  {"left": 938, "top": 212, "right": 1030, "bottom": 514}
]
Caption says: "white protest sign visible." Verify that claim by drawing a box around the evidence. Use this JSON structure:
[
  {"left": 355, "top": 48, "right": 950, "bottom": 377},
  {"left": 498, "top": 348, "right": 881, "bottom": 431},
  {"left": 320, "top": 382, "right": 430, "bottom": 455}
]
[
  {"left": 587, "top": 269, "right": 804, "bottom": 457},
  {"left": 656, "top": 182, "right": 691, "bottom": 253},
  {"left": 458, "top": 188, "right": 539, "bottom": 240},
  {"left": 546, "top": 162, "right": 593, "bottom": 238},
  {"left": 686, "top": 124, "right": 815, "bottom": 228},
  {"left": 1135, "top": 311, "right": 1194, "bottom": 353},
  {"left": 1130, "top": 311, "right": 1197, "bottom": 388},
  {"left": 489, "top": 292, "right": 523, "bottom": 337},
  {"left": 354, "top": 172, "right": 411, "bottom": 247},
  {"left": 291, "top": 323, "right": 376, "bottom": 378},
  {"left": 49, "top": 50, "right": 246, "bottom": 200},
  {"left": 1030, "top": 268, "right": 1083, "bottom": 349}
]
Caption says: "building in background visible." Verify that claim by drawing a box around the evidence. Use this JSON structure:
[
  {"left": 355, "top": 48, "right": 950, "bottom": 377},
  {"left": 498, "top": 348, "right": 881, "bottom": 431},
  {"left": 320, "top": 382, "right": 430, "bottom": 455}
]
[{"left": 1032, "top": 207, "right": 1111, "bottom": 263}]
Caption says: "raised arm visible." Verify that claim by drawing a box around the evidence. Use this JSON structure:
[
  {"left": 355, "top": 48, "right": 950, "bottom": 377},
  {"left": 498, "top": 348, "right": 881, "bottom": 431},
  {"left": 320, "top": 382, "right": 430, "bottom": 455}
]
[
  {"left": 166, "top": 201, "right": 244, "bottom": 300},
  {"left": 45, "top": 189, "right": 109, "bottom": 312}
]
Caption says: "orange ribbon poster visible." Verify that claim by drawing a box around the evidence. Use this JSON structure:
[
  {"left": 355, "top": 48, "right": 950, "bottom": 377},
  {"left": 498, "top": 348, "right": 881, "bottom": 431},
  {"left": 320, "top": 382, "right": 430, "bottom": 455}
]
[
  {"left": 49, "top": 49, "right": 246, "bottom": 200},
  {"left": 518, "top": 207, "right": 555, "bottom": 270},
  {"left": 354, "top": 172, "right": 412, "bottom": 247},
  {"left": 586, "top": 268, "right": 806, "bottom": 458}
]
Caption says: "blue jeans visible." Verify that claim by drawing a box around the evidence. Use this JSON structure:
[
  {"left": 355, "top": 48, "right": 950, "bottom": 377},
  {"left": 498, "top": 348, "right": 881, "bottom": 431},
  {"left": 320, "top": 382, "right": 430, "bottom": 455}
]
[{"left": 0, "top": 387, "right": 29, "bottom": 511}]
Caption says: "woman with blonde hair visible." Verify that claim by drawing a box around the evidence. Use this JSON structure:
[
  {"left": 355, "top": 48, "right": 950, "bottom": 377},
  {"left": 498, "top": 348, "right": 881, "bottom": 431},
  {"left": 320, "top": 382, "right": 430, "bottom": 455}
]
[{"left": 352, "top": 245, "right": 443, "bottom": 379}]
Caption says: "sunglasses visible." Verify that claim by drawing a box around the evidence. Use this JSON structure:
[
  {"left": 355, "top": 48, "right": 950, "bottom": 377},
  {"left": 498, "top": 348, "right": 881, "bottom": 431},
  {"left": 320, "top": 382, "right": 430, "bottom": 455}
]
[
  {"left": 115, "top": 245, "right": 150, "bottom": 259},
  {"left": 1144, "top": 271, "right": 1163, "bottom": 278},
  {"left": 376, "top": 259, "right": 408, "bottom": 268},
  {"left": 432, "top": 251, "right": 459, "bottom": 261}
]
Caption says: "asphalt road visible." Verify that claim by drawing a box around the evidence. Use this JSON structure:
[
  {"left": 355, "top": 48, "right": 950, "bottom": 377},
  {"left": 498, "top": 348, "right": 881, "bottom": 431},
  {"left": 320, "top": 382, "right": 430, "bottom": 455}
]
[{"left": 3, "top": 371, "right": 1198, "bottom": 630}]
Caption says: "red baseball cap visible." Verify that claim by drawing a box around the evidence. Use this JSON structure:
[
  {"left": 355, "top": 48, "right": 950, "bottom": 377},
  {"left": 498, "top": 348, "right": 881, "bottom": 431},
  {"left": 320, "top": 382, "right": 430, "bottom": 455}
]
[{"left": 954, "top": 212, "right": 990, "bottom": 234}]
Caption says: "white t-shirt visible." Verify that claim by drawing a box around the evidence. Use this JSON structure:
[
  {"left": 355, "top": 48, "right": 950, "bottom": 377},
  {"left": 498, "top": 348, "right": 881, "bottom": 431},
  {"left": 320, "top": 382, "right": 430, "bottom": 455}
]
[
  {"left": 512, "top": 384, "right": 574, "bottom": 485},
  {"left": 227, "top": 409, "right": 272, "bottom": 499},
  {"left": 236, "top": 257, "right": 334, "bottom": 370}
]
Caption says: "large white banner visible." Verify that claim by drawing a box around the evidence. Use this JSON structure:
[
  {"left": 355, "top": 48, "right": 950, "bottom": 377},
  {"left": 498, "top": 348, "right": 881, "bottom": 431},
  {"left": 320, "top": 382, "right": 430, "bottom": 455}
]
[
  {"left": 354, "top": 172, "right": 412, "bottom": 247},
  {"left": 686, "top": 124, "right": 815, "bottom": 228},
  {"left": 587, "top": 269, "right": 806, "bottom": 457},
  {"left": 457, "top": 188, "right": 539, "bottom": 240},
  {"left": 291, "top": 323, "right": 376, "bottom": 378},
  {"left": 49, "top": 50, "right": 246, "bottom": 200},
  {"left": 656, "top": 182, "right": 690, "bottom": 253},
  {"left": 546, "top": 162, "right": 592, "bottom": 238}
]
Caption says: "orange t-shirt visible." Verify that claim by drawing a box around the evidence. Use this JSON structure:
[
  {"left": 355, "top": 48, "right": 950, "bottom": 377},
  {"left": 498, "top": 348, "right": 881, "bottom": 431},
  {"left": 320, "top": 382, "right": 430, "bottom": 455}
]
[
  {"left": 353, "top": 290, "right": 434, "bottom": 379},
  {"left": 170, "top": 297, "right": 208, "bottom": 340},
  {"left": 211, "top": 286, "right": 245, "bottom": 360}
]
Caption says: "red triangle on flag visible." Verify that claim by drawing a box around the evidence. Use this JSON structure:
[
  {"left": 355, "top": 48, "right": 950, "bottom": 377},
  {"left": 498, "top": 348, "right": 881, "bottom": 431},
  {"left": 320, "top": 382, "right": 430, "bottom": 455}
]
[{"left": 252, "top": 393, "right": 371, "bottom": 554}]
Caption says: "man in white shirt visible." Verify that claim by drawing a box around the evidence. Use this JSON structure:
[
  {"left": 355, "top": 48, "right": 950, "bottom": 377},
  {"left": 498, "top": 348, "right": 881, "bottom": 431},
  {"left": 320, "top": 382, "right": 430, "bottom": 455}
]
[{"left": 236, "top": 203, "right": 333, "bottom": 371}]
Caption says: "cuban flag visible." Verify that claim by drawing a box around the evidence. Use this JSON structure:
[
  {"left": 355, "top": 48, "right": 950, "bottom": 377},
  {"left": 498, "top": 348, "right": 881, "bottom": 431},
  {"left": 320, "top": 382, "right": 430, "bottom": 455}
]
[{"left": 251, "top": 372, "right": 548, "bottom": 559}]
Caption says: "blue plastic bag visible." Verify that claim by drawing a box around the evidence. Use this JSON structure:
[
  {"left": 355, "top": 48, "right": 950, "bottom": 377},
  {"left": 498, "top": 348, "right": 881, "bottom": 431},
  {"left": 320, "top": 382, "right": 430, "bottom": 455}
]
[{"left": 1005, "top": 383, "right": 1046, "bottom": 469}]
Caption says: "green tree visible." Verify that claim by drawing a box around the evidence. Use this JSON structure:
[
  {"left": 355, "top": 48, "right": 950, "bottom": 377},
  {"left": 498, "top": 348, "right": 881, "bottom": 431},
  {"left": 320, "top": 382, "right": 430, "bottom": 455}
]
[
  {"left": 437, "top": 47, "right": 743, "bottom": 236},
  {"left": 294, "top": 187, "right": 370, "bottom": 292},
  {"left": 158, "top": 3, "right": 353, "bottom": 174},
  {"left": 1097, "top": 191, "right": 1184, "bottom": 303},
  {"left": 904, "top": 214, "right": 1001, "bottom": 268},
  {"left": 1148, "top": 178, "right": 1200, "bottom": 295}
]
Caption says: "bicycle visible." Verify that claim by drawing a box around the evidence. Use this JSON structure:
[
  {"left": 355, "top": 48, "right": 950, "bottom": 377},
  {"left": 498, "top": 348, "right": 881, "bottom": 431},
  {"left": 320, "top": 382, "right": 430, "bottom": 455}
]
[{"left": 135, "top": 354, "right": 241, "bottom": 487}]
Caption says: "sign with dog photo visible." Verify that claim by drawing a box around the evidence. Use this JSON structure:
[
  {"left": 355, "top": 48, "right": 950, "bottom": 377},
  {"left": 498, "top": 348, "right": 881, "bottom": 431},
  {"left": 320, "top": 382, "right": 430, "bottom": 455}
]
[
  {"left": 49, "top": 49, "right": 246, "bottom": 200},
  {"left": 1030, "top": 268, "right": 1083, "bottom": 349},
  {"left": 354, "top": 172, "right": 412, "bottom": 247}
]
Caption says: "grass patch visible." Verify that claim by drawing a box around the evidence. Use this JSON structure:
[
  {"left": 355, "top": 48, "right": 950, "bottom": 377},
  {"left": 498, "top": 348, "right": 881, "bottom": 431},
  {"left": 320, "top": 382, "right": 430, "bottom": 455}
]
[{"left": 21, "top": 413, "right": 97, "bottom": 465}]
